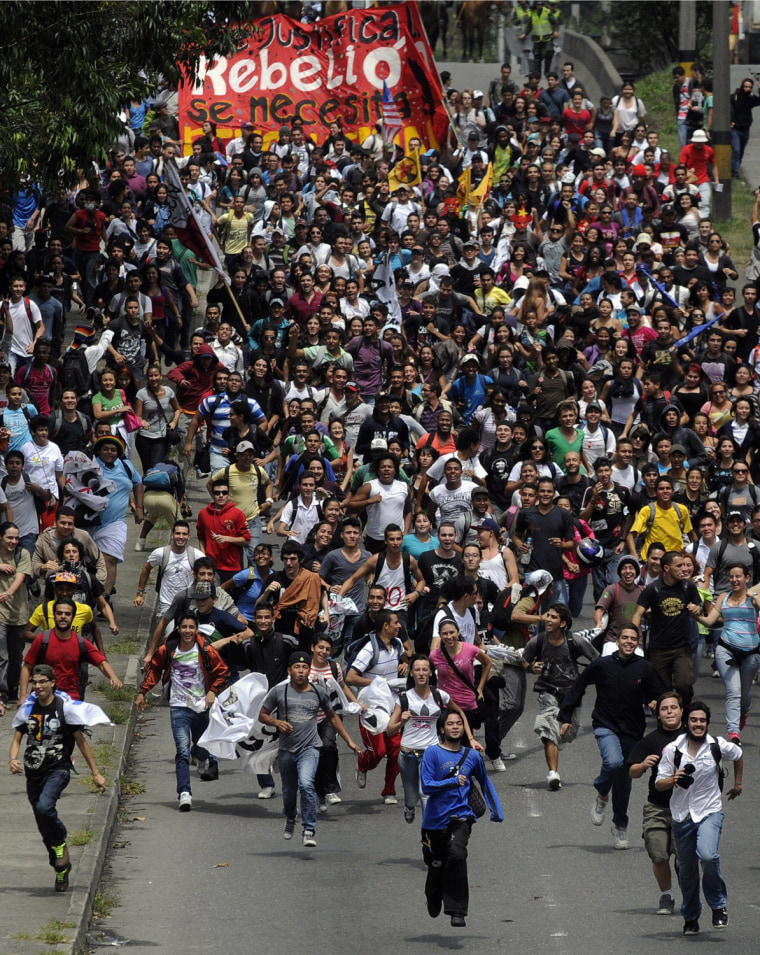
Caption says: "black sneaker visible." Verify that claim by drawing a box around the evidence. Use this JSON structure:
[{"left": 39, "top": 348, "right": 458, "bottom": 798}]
[
  {"left": 450, "top": 915, "right": 466, "bottom": 927},
  {"left": 283, "top": 818, "right": 296, "bottom": 840},
  {"left": 199, "top": 759, "right": 219, "bottom": 781},
  {"left": 54, "top": 863, "right": 71, "bottom": 893},
  {"left": 712, "top": 908, "right": 728, "bottom": 929},
  {"left": 683, "top": 919, "right": 700, "bottom": 936},
  {"left": 426, "top": 898, "right": 442, "bottom": 919}
]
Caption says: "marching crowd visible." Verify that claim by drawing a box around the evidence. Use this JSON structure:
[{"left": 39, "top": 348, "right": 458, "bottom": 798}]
[{"left": 2, "top": 15, "right": 758, "bottom": 932}]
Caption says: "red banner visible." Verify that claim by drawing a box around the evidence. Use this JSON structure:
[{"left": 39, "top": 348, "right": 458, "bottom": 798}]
[{"left": 178, "top": 2, "right": 447, "bottom": 154}]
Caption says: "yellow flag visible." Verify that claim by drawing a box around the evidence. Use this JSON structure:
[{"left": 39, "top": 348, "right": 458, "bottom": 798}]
[
  {"left": 456, "top": 165, "right": 471, "bottom": 211},
  {"left": 469, "top": 162, "right": 493, "bottom": 206},
  {"left": 388, "top": 148, "right": 422, "bottom": 192}
]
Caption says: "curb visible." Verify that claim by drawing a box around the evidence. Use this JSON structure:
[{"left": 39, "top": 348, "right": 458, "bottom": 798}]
[{"left": 64, "top": 597, "right": 157, "bottom": 955}]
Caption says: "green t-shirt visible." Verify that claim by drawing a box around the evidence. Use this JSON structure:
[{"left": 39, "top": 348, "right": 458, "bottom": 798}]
[{"left": 545, "top": 427, "right": 584, "bottom": 472}]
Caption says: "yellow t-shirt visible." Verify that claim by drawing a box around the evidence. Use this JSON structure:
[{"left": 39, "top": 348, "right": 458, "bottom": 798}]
[
  {"left": 29, "top": 600, "right": 94, "bottom": 636},
  {"left": 630, "top": 502, "right": 692, "bottom": 558},
  {"left": 210, "top": 464, "right": 261, "bottom": 521}
]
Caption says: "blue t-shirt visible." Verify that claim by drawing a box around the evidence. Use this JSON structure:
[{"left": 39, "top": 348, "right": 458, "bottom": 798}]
[
  {"left": 231, "top": 566, "right": 266, "bottom": 622},
  {"left": 99, "top": 459, "right": 141, "bottom": 525},
  {"left": 449, "top": 374, "right": 493, "bottom": 424},
  {"left": 402, "top": 533, "right": 439, "bottom": 560},
  {"left": 3, "top": 403, "right": 39, "bottom": 452},
  {"left": 198, "top": 392, "right": 265, "bottom": 456}
]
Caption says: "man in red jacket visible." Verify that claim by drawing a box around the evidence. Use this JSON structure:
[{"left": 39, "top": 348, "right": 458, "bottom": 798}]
[
  {"left": 135, "top": 611, "right": 229, "bottom": 811},
  {"left": 196, "top": 477, "right": 251, "bottom": 582}
]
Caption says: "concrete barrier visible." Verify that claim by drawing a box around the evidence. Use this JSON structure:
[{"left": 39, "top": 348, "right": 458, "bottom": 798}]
[{"left": 560, "top": 29, "right": 623, "bottom": 104}]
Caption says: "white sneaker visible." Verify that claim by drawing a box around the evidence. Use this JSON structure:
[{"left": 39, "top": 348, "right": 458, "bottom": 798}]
[
  {"left": 325, "top": 793, "right": 342, "bottom": 805},
  {"left": 257, "top": 786, "right": 276, "bottom": 799},
  {"left": 547, "top": 770, "right": 562, "bottom": 791},
  {"left": 178, "top": 792, "right": 192, "bottom": 812},
  {"left": 302, "top": 830, "right": 317, "bottom": 848},
  {"left": 134, "top": 539, "right": 146, "bottom": 552},
  {"left": 355, "top": 769, "right": 367, "bottom": 789},
  {"left": 490, "top": 757, "right": 507, "bottom": 772},
  {"left": 611, "top": 823, "right": 629, "bottom": 849},
  {"left": 317, "top": 801, "right": 327, "bottom": 813},
  {"left": 383, "top": 795, "right": 398, "bottom": 805},
  {"left": 591, "top": 793, "right": 608, "bottom": 826}
]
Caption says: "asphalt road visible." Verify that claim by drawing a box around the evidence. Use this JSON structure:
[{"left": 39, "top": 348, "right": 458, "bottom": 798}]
[{"left": 97, "top": 665, "right": 760, "bottom": 955}]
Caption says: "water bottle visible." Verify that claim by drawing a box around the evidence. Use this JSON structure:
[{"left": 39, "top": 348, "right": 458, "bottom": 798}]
[{"left": 521, "top": 535, "right": 532, "bottom": 566}]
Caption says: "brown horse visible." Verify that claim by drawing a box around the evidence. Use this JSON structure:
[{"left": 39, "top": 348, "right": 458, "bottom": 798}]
[{"left": 459, "top": 0, "right": 491, "bottom": 62}]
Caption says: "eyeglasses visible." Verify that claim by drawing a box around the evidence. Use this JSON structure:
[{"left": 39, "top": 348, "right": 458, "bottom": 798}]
[{"left": 31, "top": 679, "right": 51, "bottom": 686}]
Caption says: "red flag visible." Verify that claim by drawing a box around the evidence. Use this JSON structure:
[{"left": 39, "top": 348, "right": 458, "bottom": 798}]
[{"left": 163, "top": 161, "right": 226, "bottom": 277}]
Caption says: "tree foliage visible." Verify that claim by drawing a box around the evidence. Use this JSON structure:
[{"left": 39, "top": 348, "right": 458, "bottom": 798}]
[
  {"left": 0, "top": 1, "right": 255, "bottom": 194},
  {"left": 606, "top": 2, "right": 714, "bottom": 77}
]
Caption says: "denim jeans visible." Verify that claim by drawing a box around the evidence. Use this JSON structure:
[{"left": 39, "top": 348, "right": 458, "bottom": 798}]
[
  {"left": 672, "top": 811, "right": 727, "bottom": 921},
  {"left": 399, "top": 749, "right": 427, "bottom": 811},
  {"left": 593, "top": 728, "right": 638, "bottom": 828},
  {"left": 592, "top": 547, "right": 619, "bottom": 603},
  {"left": 26, "top": 768, "right": 70, "bottom": 857},
  {"left": 731, "top": 127, "right": 750, "bottom": 176},
  {"left": 279, "top": 744, "right": 320, "bottom": 833},
  {"left": 553, "top": 578, "right": 569, "bottom": 607},
  {"left": 566, "top": 576, "right": 588, "bottom": 619},
  {"left": 715, "top": 644, "right": 760, "bottom": 734},
  {"left": 247, "top": 517, "right": 262, "bottom": 564},
  {"left": 170, "top": 706, "right": 213, "bottom": 795}
]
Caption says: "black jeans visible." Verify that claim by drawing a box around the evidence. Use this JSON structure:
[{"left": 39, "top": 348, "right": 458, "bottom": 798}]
[
  {"left": 135, "top": 433, "right": 169, "bottom": 472},
  {"left": 422, "top": 818, "right": 472, "bottom": 916},
  {"left": 314, "top": 719, "right": 339, "bottom": 797}
]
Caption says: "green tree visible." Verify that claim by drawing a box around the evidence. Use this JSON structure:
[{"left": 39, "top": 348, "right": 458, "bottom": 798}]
[
  {"left": 606, "top": 2, "right": 713, "bottom": 77},
  {"left": 0, "top": 1, "right": 256, "bottom": 195}
]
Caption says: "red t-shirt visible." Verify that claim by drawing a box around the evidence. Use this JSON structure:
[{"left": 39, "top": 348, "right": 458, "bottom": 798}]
[
  {"left": 24, "top": 630, "right": 106, "bottom": 699},
  {"left": 679, "top": 144, "right": 715, "bottom": 185},
  {"left": 72, "top": 208, "right": 106, "bottom": 252}
]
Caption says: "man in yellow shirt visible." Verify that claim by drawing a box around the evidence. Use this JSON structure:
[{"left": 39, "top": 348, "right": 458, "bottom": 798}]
[
  {"left": 626, "top": 477, "right": 697, "bottom": 558},
  {"left": 208, "top": 441, "right": 273, "bottom": 562},
  {"left": 24, "top": 572, "right": 104, "bottom": 651},
  {"left": 215, "top": 196, "right": 253, "bottom": 271}
]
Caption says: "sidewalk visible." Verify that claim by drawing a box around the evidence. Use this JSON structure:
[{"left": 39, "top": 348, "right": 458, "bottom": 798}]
[{"left": 0, "top": 523, "right": 159, "bottom": 954}]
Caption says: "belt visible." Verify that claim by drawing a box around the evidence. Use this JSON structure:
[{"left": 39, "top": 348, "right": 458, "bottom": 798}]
[{"left": 401, "top": 747, "right": 426, "bottom": 756}]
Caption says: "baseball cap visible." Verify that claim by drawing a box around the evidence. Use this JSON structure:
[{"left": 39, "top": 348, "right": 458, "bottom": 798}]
[
  {"left": 289, "top": 651, "right": 312, "bottom": 666},
  {"left": 471, "top": 487, "right": 490, "bottom": 500},
  {"left": 370, "top": 437, "right": 388, "bottom": 451},
  {"left": 586, "top": 402, "right": 602, "bottom": 412},
  {"left": 727, "top": 510, "right": 746, "bottom": 523},
  {"left": 633, "top": 163, "right": 647, "bottom": 177},
  {"left": 526, "top": 570, "right": 553, "bottom": 595},
  {"left": 590, "top": 147, "right": 607, "bottom": 158},
  {"left": 461, "top": 354, "right": 480, "bottom": 366},
  {"left": 346, "top": 381, "right": 360, "bottom": 392},
  {"left": 669, "top": 443, "right": 687, "bottom": 456},
  {"left": 269, "top": 297, "right": 285, "bottom": 307},
  {"left": 626, "top": 304, "right": 642, "bottom": 314},
  {"left": 236, "top": 440, "right": 255, "bottom": 454},
  {"left": 473, "top": 89, "right": 484, "bottom": 98},
  {"left": 475, "top": 517, "right": 500, "bottom": 536},
  {"left": 191, "top": 581, "right": 216, "bottom": 600},
  {"left": 53, "top": 571, "right": 78, "bottom": 585}
]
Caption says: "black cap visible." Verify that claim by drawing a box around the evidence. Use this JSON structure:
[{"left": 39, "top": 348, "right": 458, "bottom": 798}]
[{"left": 289, "top": 651, "right": 312, "bottom": 667}]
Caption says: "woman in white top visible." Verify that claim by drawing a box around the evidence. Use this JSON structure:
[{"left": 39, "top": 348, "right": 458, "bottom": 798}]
[
  {"left": 386, "top": 654, "right": 479, "bottom": 823},
  {"left": 432, "top": 576, "right": 481, "bottom": 645},
  {"left": 610, "top": 82, "right": 646, "bottom": 140}
]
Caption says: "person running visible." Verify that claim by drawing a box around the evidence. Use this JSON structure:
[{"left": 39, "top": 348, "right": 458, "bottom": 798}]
[
  {"left": 558, "top": 624, "right": 666, "bottom": 850},
  {"left": 523, "top": 603, "right": 599, "bottom": 791},
  {"left": 697, "top": 563, "right": 760, "bottom": 745},
  {"left": 656, "top": 700, "right": 744, "bottom": 936},
  {"left": 420, "top": 710, "right": 503, "bottom": 928},
  {"left": 259, "top": 649, "right": 362, "bottom": 848},
  {"left": 9, "top": 663, "right": 109, "bottom": 892},
  {"left": 627, "top": 691, "right": 685, "bottom": 916}
]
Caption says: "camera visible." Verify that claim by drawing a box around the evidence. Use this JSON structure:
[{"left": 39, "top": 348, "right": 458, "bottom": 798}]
[{"left": 675, "top": 763, "right": 696, "bottom": 789}]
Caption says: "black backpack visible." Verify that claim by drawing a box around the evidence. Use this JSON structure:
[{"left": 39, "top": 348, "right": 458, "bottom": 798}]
[
  {"left": 60, "top": 348, "right": 91, "bottom": 394},
  {"left": 490, "top": 582, "right": 539, "bottom": 632},
  {"left": 399, "top": 687, "right": 446, "bottom": 715},
  {"left": 38, "top": 627, "right": 86, "bottom": 663}
]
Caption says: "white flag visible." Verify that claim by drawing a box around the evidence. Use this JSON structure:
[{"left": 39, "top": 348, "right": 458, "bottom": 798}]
[{"left": 373, "top": 253, "right": 402, "bottom": 325}]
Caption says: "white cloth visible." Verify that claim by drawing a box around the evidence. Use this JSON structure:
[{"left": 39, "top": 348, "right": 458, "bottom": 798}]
[{"left": 658, "top": 732, "right": 741, "bottom": 823}]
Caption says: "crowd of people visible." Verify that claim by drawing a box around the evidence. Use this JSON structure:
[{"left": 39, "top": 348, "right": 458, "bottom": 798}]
[{"left": 1, "top": 15, "right": 757, "bottom": 934}]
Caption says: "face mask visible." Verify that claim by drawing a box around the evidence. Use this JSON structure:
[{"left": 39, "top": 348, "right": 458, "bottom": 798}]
[{"left": 85, "top": 202, "right": 96, "bottom": 211}]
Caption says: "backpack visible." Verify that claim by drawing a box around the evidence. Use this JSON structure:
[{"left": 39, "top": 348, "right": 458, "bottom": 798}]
[
  {"left": 164, "top": 633, "right": 228, "bottom": 691},
  {"left": 343, "top": 630, "right": 403, "bottom": 674},
  {"left": 37, "top": 626, "right": 87, "bottom": 664},
  {"left": 718, "top": 483, "right": 759, "bottom": 510},
  {"left": 643, "top": 500, "right": 687, "bottom": 540},
  {"left": 144, "top": 462, "right": 180, "bottom": 492},
  {"left": 153, "top": 545, "right": 204, "bottom": 595},
  {"left": 714, "top": 535, "right": 760, "bottom": 587},
  {"left": 490, "top": 582, "right": 539, "bottom": 632},
  {"left": 21, "top": 361, "right": 56, "bottom": 390},
  {"left": 372, "top": 551, "right": 413, "bottom": 596},
  {"left": 673, "top": 737, "right": 726, "bottom": 792},
  {"left": 49, "top": 409, "right": 90, "bottom": 440},
  {"left": 0, "top": 405, "right": 32, "bottom": 429},
  {"left": 60, "top": 348, "right": 91, "bottom": 395},
  {"left": 1, "top": 469, "right": 46, "bottom": 515}
]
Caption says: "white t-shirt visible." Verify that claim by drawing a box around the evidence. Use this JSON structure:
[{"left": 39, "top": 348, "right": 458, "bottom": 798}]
[
  {"left": 9, "top": 297, "right": 43, "bottom": 359},
  {"left": 148, "top": 546, "right": 197, "bottom": 610},
  {"left": 400, "top": 686, "right": 451, "bottom": 749},
  {"left": 20, "top": 439, "right": 63, "bottom": 499},
  {"left": 434, "top": 602, "right": 479, "bottom": 644},
  {"left": 429, "top": 481, "right": 478, "bottom": 523},
  {"left": 426, "top": 452, "right": 487, "bottom": 485},
  {"left": 350, "top": 640, "right": 400, "bottom": 682},
  {"left": 279, "top": 496, "right": 322, "bottom": 545},
  {"left": 365, "top": 479, "right": 408, "bottom": 541}
]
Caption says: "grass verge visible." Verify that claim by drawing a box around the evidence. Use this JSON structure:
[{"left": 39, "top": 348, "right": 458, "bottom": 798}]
[
  {"left": 103, "top": 704, "right": 129, "bottom": 725},
  {"left": 68, "top": 827, "right": 95, "bottom": 846},
  {"left": 106, "top": 637, "right": 143, "bottom": 655},
  {"left": 93, "top": 889, "right": 120, "bottom": 919},
  {"left": 11, "top": 919, "right": 74, "bottom": 944},
  {"left": 100, "top": 684, "right": 136, "bottom": 703}
]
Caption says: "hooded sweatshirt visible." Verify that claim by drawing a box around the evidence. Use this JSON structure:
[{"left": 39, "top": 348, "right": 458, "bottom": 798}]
[
  {"left": 196, "top": 498, "right": 251, "bottom": 572},
  {"left": 168, "top": 343, "right": 220, "bottom": 411},
  {"left": 658, "top": 402, "right": 707, "bottom": 469}
]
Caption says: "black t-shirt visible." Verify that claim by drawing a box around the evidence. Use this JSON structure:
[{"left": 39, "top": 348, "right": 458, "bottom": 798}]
[
  {"left": 580, "top": 482, "right": 630, "bottom": 547},
  {"left": 556, "top": 474, "right": 594, "bottom": 515},
  {"left": 722, "top": 308, "right": 760, "bottom": 363},
  {"left": 626, "top": 725, "right": 683, "bottom": 808},
  {"left": 20, "top": 698, "right": 82, "bottom": 778},
  {"left": 637, "top": 578, "right": 700, "bottom": 650},
  {"left": 106, "top": 317, "right": 152, "bottom": 369},
  {"left": 417, "top": 550, "right": 463, "bottom": 615},
  {"left": 640, "top": 338, "right": 681, "bottom": 390},
  {"left": 514, "top": 505, "right": 574, "bottom": 579},
  {"left": 481, "top": 446, "right": 517, "bottom": 509}
]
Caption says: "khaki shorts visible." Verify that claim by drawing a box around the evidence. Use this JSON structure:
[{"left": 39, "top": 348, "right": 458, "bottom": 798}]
[
  {"left": 642, "top": 801, "right": 675, "bottom": 863},
  {"left": 534, "top": 691, "right": 579, "bottom": 747}
]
